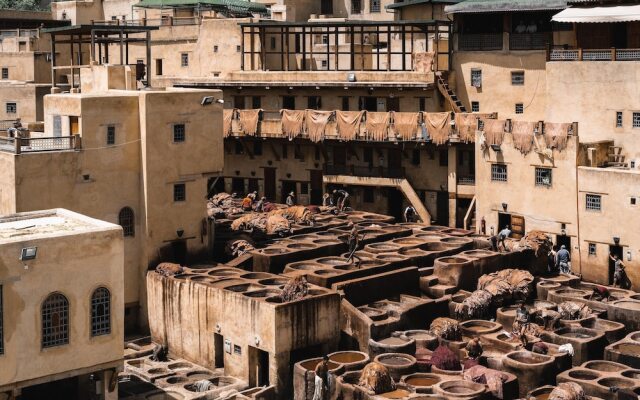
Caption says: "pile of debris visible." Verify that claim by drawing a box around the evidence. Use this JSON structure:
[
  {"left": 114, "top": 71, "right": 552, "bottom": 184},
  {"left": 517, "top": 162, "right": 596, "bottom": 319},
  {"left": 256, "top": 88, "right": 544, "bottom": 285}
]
[{"left": 455, "top": 269, "right": 534, "bottom": 320}]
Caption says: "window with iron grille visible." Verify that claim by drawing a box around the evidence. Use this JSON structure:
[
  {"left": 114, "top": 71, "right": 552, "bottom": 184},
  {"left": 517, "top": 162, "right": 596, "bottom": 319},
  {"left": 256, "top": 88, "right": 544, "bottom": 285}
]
[
  {"left": 181, "top": 53, "right": 189, "bottom": 67},
  {"left": 91, "top": 287, "right": 111, "bottom": 337},
  {"left": 491, "top": 164, "right": 507, "bottom": 182},
  {"left": 174, "top": 183, "right": 186, "bottom": 202},
  {"left": 42, "top": 293, "right": 69, "bottom": 348},
  {"left": 471, "top": 69, "right": 482, "bottom": 87},
  {"left": 370, "top": 0, "right": 380, "bottom": 12},
  {"left": 0, "top": 285, "right": 3, "bottom": 355},
  {"left": 588, "top": 243, "right": 596, "bottom": 256},
  {"left": 616, "top": 112, "right": 623, "bottom": 128},
  {"left": 535, "top": 167, "right": 552, "bottom": 187},
  {"left": 213, "top": 45, "right": 219, "bottom": 53},
  {"left": 6, "top": 102, "right": 16, "bottom": 114},
  {"left": 173, "top": 124, "right": 185, "bottom": 142},
  {"left": 586, "top": 194, "right": 601, "bottom": 211},
  {"left": 511, "top": 71, "right": 525, "bottom": 85},
  {"left": 633, "top": 112, "right": 640, "bottom": 128},
  {"left": 1, "top": 68, "right": 7, "bottom": 79},
  {"left": 471, "top": 101, "right": 480, "bottom": 112},
  {"left": 515, "top": 103, "right": 524, "bottom": 114},
  {"left": 106, "top": 125, "right": 115, "bottom": 145},
  {"left": 118, "top": 207, "right": 135, "bottom": 237},
  {"left": 351, "top": 0, "right": 362, "bottom": 13}
]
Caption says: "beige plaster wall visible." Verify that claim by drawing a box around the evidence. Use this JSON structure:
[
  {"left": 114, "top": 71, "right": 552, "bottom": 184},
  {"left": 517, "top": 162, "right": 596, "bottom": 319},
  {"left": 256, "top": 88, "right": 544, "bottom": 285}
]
[
  {"left": 545, "top": 61, "right": 640, "bottom": 160},
  {"left": 475, "top": 133, "right": 579, "bottom": 258},
  {"left": 452, "top": 50, "right": 547, "bottom": 121},
  {"left": 0, "top": 213, "right": 124, "bottom": 388},
  {"left": 52, "top": 0, "right": 104, "bottom": 24},
  {"left": 577, "top": 167, "right": 640, "bottom": 289},
  {"left": 0, "top": 153, "right": 16, "bottom": 215},
  {"left": 0, "top": 83, "right": 46, "bottom": 122}
]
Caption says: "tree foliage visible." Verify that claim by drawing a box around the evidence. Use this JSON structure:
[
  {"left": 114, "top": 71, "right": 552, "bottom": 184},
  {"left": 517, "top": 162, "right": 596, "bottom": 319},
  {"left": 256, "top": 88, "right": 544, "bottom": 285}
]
[{"left": 0, "top": 0, "right": 49, "bottom": 11}]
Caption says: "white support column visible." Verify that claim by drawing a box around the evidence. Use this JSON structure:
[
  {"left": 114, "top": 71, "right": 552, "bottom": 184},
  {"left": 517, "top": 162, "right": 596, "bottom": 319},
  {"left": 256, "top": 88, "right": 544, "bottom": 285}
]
[{"left": 447, "top": 146, "right": 458, "bottom": 228}]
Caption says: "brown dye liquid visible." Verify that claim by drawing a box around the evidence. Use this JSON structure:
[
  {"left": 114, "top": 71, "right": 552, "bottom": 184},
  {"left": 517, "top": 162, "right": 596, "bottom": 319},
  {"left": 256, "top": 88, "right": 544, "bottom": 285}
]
[
  {"left": 537, "top": 393, "right": 551, "bottom": 400},
  {"left": 379, "top": 337, "right": 407, "bottom": 345},
  {"left": 380, "top": 389, "right": 411, "bottom": 399},
  {"left": 616, "top": 343, "right": 640, "bottom": 353},
  {"left": 330, "top": 352, "right": 366, "bottom": 363},
  {"left": 406, "top": 377, "right": 439, "bottom": 387},
  {"left": 381, "top": 357, "right": 411, "bottom": 366}
]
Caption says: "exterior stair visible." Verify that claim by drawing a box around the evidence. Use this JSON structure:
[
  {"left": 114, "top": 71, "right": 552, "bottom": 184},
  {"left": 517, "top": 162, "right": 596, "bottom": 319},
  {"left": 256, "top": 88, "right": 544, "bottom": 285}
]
[
  {"left": 436, "top": 71, "right": 467, "bottom": 113},
  {"left": 607, "top": 146, "right": 627, "bottom": 168}
]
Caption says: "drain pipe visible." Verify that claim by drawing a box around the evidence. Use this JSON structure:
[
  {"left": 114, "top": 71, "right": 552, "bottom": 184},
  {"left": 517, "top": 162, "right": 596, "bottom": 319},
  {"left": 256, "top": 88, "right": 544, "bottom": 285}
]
[{"left": 573, "top": 122, "right": 582, "bottom": 277}]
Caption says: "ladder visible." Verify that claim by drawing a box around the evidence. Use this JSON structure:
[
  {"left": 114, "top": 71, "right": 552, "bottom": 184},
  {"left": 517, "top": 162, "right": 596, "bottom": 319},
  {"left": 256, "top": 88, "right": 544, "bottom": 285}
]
[{"left": 436, "top": 71, "right": 467, "bottom": 113}]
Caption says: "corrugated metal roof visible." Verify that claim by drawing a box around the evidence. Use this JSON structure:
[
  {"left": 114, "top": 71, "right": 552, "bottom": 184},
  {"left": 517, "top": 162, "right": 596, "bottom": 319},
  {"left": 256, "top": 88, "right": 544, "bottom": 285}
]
[
  {"left": 134, "top": 0, "right": 268, "bottom": 14},
  {"left": 445, "top": 0, "right": 568, "bottom": 14},
  {"left": 386, "top": 0, "right": 460, "bottom": 10},
  {"left": 553, "top": 4, "right": 640, "bottom": 22}
]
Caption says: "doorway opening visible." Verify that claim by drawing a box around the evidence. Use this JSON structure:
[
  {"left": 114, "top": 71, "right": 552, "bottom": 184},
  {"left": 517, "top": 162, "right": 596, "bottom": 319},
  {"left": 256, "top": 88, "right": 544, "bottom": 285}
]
[
  {"left": 436, "top": 191, "right": 449, "bottom": 226},
  {"left": 281, "top": 180, "right": 297, "bottom": 203},
  {"left": 263, "top": 167, "right": 276, "bottom": 201},
  {"left": 214, "top": 333, "right": 225, "bottom": 368},
  {"left": 609, "top": 245, "right": 623, "bottom": 285},
  {"left": 556, "top": 235, "right": 571, "bottom": 252},
  {"left": 248, "top": 346, "right": 270, "bottom": 387},
  {"left": 387, "top": 188, "right": 403, "bottom": 222}
]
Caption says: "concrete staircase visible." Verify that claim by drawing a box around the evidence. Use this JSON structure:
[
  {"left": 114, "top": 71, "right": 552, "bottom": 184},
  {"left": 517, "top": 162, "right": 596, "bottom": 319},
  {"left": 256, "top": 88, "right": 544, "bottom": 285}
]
[
  {"left": 323, "top": 174, "right": 431, "bottom": 224},
  {"left": 436, "top": 71, "right": 467, "bottom": 113},
  {"left": 607, "top": 146, "right": 627, "bottom": 168}
]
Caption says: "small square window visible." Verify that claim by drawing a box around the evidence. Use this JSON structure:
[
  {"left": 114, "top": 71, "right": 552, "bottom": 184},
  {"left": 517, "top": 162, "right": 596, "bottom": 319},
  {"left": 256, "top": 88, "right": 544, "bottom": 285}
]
[
  {"left": 352, "top": 0, "right": 362, "bottom": 13},
  {"left": 370, "top": 0, "right": 381, "bottom": 12},
  {"left": 471, "top": 69, "right": 482, "bottom": 87},
  {"left": 214, "top": 45, "right": 219, "bottom": 52},
  {"left": 173, "top": 124, "right": 185, "bottom": 142},
  {"left": 236, "top": 45, "right": 241, "bottom": 52},
  {"left": 515, "top": 103, "right": 524, "bottom": 114},
  {"left": 1, "top": 68, "right": 8, "bottom": 80},
  {"left": 173, "top": 183, "right": 186, "bottom": 202},
  {"left": 471, "top": 101, "right": 480, "bottom": 112},
  {"left": 5, "top": 102, "right": 16, "bottom": 114},
  {"left": 321, "top": 60, "right": 328, "bottom": 68},
  {"left": 511, "top": 71, "right": 525, "bottom": 85},
  {"left": 633, "top": 112, "right": 640, "bottom": 128},
  {"left": 491, "top": 164, "right": 507, "bottom": 182},
  {"left": 233, "top": 344, "right": 242, "bottom": 355},
  {"left": 586, "top": 194, "right": 601, "bottom": 211},
  {"left": 535, "top": 167, "right": 552, "bottom": 187},
  {"left": 631, "top": 197, "right": 637, "bottom": 206},
  {"left": 588, "top": 243, "right": 596, "bottom": 256},
  {"left": 181, "top": 53, "right": 189, "bottom": 67},
  {"left": 616, "top": 111, "right": 623, "bottom": 128},
  {"left": 106, "top": 125, "right": 115, "bottom": 145}
]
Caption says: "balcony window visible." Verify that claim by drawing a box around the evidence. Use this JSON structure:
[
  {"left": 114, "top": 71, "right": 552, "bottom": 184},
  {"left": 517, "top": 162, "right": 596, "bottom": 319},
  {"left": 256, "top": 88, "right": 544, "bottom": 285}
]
[
  {"left": 535, "top": 167, "right": 552, "bottom": 187},
  {"left": 616, "top": 111, "right": 623, "bottom": 128},
  {"left": 470, "top": 69, "right": 482, "bottom": 87},
  {"left": 511, "top": 71, "right": 525, "bottom": 85},
  {"left": 6, "top": 102, "right": 16, "bottom": 114},
  {"left": 585, "top": 194, "right": 601, "bottom": 211},
  {"left": 491, "top": 164, "right": 507, "bottom": 182}
]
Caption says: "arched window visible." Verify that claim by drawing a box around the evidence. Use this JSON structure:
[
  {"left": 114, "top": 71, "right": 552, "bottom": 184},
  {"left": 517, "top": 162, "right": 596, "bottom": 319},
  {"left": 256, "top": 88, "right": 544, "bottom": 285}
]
[
  {"left": 91, "top": 287, "right": 111, "bottom": 337},
  {"left": 118, "top": 207, "right": 135, "bottom": 237},
  {"left": 42, "top": 293, "right": 69, "bottom": 348}
]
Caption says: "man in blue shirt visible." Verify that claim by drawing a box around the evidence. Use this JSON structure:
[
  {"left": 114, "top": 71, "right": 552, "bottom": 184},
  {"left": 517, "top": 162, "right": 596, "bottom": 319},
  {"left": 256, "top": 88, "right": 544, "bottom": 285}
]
[
  {"left": 556, "top": 245, "right": 571, "bottom": 274},
  {"left": 498, "top": 225, "right": 511, "bottom": 251}
]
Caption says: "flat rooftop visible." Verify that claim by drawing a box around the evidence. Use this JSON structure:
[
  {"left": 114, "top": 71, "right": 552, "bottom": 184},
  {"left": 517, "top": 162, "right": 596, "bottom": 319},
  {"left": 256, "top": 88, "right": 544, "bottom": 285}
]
[{"left": 0, "top": 208, "right": 120, "bottom": 241}]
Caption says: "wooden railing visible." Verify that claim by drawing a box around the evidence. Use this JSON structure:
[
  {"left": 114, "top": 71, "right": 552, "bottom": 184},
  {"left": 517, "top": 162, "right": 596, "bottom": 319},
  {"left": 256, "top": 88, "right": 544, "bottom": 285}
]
[
  {"left": 92, "top": 16, "right": 200, "bottom": 27},
  {"left": 509, "top": 33, "right": 549, "bottom": 51},
  {"left": 458, "top": 33, "right": 503, "bottom": 51},
  {"left": 548, "top": 48, "right": 640, "bottom": 61},
  {"left": 0, "top": 135, "right": 80, "bottom": 154},
  {"left": 325, "top": 164, "right": 405, "bottom": 179}
]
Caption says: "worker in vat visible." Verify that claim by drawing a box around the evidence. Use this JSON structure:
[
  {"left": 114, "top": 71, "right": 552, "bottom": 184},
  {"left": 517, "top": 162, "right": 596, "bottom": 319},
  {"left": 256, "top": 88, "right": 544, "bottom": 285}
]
[
  {"left": 497, "top": 225, "right": 511, "bottom": 252},
  {"left": 254, "top": 196, "right": 267, "bottom": 212},
  {"left": 556, "top": 245, "right": 571, "bottom": 274},
  {"left": 333, "top": 189, "right": 349, "bottom": 212},
  {"left": 403, "top": 205, "right": 417, "bottom": 223},
  {"left": 589, "top": 285, "right": 612, "bottom": 302},
  {"left": 313, "top": 355, "right": 330, "bottom": 400},
  {"left": 547, "top": 245, "right": 558, "bottom": 275},
  {"left": 346, "top": 224, "right": 363, "bottom": 267},
  {"left": 322, "top": 192, "right": 333, "bottom": 207},
  {"left": 610, "top": 253, "right": 626, "bottom": 288},
  {"left": 241, "top": 194, "right": 253, "bottom": 211}
]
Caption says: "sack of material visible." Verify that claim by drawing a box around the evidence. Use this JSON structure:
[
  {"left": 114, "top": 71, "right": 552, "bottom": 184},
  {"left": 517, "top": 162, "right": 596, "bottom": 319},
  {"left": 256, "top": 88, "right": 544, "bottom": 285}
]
[
  {"left": 281, "top": 109, "right": 305, "bottom": 140},
  {"left": 336, "top": 110, "right": 365, "bottom": 140},
  {"left": 365, "top": 112, "right": 391, "bottom": 141},
  {"left": 424, "top": 112, "right": 450, "bottom": 145},
  {"left": 305, "top": 110, "right": 333, "bottom": 143},
  {"left": 238, "top": 109, "right": 262, "bottom": 136}
]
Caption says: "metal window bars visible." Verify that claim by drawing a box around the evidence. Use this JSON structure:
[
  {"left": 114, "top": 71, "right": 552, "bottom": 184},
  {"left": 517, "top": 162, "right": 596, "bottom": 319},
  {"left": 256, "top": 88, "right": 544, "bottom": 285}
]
[
  {"left": 42, "top": 293, "right": 69, "bottom": 348},
  {"left": 91, "top": 287, "right": 111, "bottom": 337}
]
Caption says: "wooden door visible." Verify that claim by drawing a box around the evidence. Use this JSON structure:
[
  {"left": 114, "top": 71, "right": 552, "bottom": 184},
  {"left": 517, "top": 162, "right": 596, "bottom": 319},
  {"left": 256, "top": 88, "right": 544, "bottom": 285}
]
[
  {"left": 264, "top": 167, "right": 276, "bottom": 201},
  {"left": 70, "top": 116, "right": 79, "bottom": 135},
  {"left": 309, "top": 169, "right": 323, "bottom": 205},
  {"left": 510, "top": 214, "right": 525, "bottom": 239}
]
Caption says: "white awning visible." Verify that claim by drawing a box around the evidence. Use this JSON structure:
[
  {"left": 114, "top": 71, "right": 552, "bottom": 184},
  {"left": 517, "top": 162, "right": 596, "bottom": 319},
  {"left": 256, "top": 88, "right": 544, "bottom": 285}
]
[{"left": 552, "top": 5, "right": 640, "bottom": 23}]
